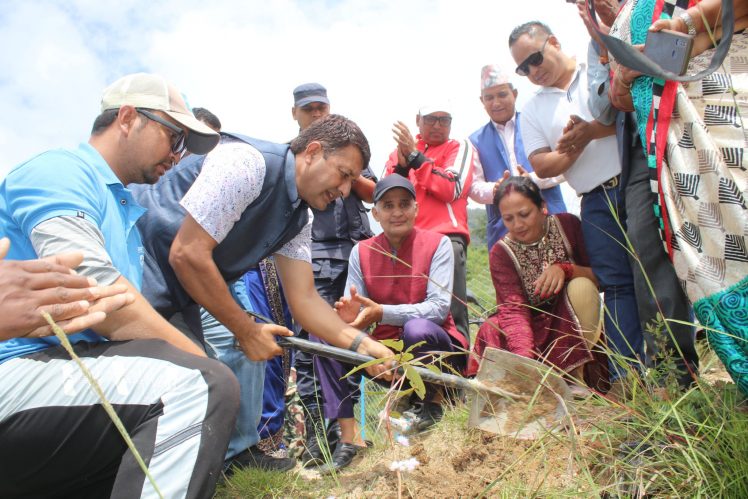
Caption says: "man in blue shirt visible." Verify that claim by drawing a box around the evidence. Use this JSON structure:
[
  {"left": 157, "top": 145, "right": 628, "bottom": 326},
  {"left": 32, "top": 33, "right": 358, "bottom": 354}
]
[{"left": 0, "top": 73, "right": 239, "bottom": 499}]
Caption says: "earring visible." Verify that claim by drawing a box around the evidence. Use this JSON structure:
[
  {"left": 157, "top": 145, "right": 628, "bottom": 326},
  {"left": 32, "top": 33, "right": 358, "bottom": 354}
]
[{"left": 542, "top": 208, "right": 548, "bottom": 215}]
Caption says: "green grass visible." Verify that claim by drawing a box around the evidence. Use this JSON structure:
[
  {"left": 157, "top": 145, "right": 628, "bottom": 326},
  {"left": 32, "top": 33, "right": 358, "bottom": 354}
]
[{"left": 215, "top": 466, "right": 316, "bottom": 499}]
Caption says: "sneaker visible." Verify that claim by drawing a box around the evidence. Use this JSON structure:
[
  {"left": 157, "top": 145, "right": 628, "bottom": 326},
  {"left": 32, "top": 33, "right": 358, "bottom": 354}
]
[
  {"left": 226, "top": 445, "right": 296, "bottom": 475},
  {"left": 315, "top": 442, "right": 358, "bottom": 475},
  {"left": 403, "top": 401, "right": 443, "bottom": 433}
]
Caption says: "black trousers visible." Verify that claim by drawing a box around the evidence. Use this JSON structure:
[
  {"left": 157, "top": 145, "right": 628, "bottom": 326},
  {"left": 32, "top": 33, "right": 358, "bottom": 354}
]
[
  {"left": 624, "top": 135, "right": 699, "bottom": 382},
  {"left": 449, "top": 235, "right": 470, "bottom": 345}
]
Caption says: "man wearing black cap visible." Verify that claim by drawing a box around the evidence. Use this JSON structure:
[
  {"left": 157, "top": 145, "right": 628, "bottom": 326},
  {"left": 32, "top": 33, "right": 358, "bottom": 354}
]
[
  {"left": 290, "top": 83, "right": 378, "bottom": 465},
  {"left": 310, "top": 175, "right": 468, "bottom": 472},
  {"left": 0, "top": 73, "right": 238, "bottom": 498}
]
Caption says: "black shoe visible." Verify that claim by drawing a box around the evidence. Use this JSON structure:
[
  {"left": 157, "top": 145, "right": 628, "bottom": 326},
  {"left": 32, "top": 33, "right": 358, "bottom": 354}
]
[
  {"left": 316, "top": 442, "right": 358, "bottom": 475},
  {"left": 403, "top": 401, "right": 443, "bottom": 433},
  {"left": 326, "top": 419, "right": 341, "bottom": 451},
  {"left": 300, "top": 439, "right": 324, "bottom": 467},
  {"left": 301, "top": 413, "right": 327, "bottom": 467},
  {"left": 226, "top": 445, "right": 296, "bottom": 475}
]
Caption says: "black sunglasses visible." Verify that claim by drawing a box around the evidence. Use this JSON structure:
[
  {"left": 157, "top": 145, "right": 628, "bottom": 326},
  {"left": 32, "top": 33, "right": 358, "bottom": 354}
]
[
  {"left": 136, "top": 108, "right": 186, "bottom": 155},
  {"left": 422, "top": 115, "right": 452, "bottom": 126},
  {"left": 515, "top": 37, "right": 551, "bottom": 77}
]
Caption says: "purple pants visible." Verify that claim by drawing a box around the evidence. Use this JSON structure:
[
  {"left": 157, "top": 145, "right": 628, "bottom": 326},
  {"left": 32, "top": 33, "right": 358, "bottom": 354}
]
[{"left": 313, "top": 318, "right": 462, "bottom": 419}]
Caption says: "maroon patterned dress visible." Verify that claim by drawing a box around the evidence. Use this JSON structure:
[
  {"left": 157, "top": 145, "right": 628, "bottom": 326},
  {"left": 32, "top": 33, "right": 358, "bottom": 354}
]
[{"left": 468, "top": 214, "right": 606, "bottom": 387}]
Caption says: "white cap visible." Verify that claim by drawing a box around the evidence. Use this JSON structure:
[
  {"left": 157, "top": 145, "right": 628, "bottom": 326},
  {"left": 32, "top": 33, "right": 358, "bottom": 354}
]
[
  {"left": 418, "top": 101, "right": 452, "bottom": 116},
  {"left": 101, "top": 73, "right": 219, "bottom": 155}
]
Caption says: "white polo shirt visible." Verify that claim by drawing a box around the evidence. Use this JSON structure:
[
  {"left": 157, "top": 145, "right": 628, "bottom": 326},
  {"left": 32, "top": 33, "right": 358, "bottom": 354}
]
[{"left": 520, "top": 63, "right": 621, "bottom": 195}]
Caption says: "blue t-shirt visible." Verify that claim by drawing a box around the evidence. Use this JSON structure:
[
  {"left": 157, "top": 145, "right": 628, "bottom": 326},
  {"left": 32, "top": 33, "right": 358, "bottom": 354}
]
[{"left": 0, "top": 143, "right": 146, "bottom": 363}]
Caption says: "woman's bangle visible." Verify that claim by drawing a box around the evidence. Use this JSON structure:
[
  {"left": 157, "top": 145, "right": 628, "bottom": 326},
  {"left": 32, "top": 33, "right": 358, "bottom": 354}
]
[
  {"left": 349, "top": 331, "right": 368, "bottom": 352},
  {"left": 678, "top": 11, "right": 697, "bottom": 36},
  {"left": 556, "top": 262, "right": 575, "bottom": 281}
]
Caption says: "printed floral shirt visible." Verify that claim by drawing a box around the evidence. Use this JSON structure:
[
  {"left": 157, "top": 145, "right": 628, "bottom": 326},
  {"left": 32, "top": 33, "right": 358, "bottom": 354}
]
[{"left": 180, "top": 137, "right": 312, "bottom": 262}]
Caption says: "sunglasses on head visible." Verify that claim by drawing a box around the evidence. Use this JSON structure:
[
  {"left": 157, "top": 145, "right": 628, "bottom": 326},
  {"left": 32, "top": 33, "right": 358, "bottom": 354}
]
[
  {"left": 515, "top": 37, "right": 551, "bottom": 77},
  {"left": 136, "top": 108, "right": 186, "bottom": 155}
]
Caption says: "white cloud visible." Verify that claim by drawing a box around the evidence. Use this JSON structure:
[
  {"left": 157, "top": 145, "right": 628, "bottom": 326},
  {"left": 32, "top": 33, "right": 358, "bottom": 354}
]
[{"left": 0, "top": 0, "right": 591, "bottom": 182}]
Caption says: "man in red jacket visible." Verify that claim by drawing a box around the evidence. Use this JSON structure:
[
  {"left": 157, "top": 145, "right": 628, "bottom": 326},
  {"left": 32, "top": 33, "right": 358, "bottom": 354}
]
[{"left": 384, "top": 104, "right": 477, "bottom": 344}]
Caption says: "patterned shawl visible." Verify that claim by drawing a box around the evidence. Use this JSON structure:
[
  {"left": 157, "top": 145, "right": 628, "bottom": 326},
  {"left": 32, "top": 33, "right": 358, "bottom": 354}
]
[{"left": 610, "top": 0, "right": 748, "bottom": 394}]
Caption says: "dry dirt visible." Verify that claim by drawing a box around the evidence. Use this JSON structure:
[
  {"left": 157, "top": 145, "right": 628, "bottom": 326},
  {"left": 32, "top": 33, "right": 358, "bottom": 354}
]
[
  {"left": 299, "top": 356, "right": 734, "bottom": 498},
  {"left": 318, "top": 405, "right": 615, "bottom": 498}
]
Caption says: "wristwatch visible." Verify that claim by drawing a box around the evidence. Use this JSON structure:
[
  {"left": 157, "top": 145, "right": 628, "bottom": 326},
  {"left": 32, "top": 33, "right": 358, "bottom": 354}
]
[
  {"left": 406, "top": 150, "right": 420, "bottom": 167},
  {"left": 678, "top": 10, "right": 697, "bottom": 36}
]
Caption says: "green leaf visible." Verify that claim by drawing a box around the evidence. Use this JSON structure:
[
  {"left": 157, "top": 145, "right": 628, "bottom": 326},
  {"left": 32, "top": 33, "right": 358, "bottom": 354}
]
[
  {"left": 397, "top": 352, "right": 414, "bottom": 363},
  {"left": 421, "top": 363, "right": 442, "bottom": 375},
  {"left": 403, "top": 340, "right": 426, "bottom": 353},
  {"left": 381, "top": 339, "right": 404, "bottom": 352},
  {"left": 404, "top": 365, "right": 426, "bottom": 399},
  {"left": 342, "top": 356, "right": 390, "bottom": 378}
]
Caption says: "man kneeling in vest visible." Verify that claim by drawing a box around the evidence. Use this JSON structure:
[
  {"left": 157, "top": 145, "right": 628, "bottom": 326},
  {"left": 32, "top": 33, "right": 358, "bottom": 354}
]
[
  {"left": 132, "top": 115, "right": 393, "bottom": 474},
  {"left": 315, "top": 175, "right": 469, "bottom": 472}
]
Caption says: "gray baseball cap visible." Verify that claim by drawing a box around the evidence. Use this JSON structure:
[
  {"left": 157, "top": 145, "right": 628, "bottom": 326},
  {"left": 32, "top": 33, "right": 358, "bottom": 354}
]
[
  {"left": 374, "top": 175, "right": 416, "bottom": 203},
  {"left": 293, "top": 82, "right": 329, "bottom": 107}
]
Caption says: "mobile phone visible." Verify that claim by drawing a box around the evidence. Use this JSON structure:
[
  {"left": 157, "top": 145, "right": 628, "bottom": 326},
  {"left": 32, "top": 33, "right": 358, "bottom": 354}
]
[{"left": 644, "top": 29, "right": 694, "bottom": 76}]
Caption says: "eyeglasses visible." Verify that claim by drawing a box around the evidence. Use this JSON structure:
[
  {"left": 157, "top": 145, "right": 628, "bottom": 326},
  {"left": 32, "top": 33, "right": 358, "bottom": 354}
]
[
  {"left": 421, "top": 115, "right": 452, "bottom": 126},
  {"left": 136, "top": 108, "right": 186, "bottom": 155},
  {"left": 515, "top": 37, "right": 550, "bottom": 77}
]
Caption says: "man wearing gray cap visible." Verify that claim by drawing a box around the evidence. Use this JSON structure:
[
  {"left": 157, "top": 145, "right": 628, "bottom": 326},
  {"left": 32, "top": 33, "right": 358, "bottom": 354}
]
[
  {"left": 384, "top": 104, "right": 477, "bottom": 346},
  {"left": 0, "top": 73, "right": 238, "bottom": 498},
  {"left": 323, "top": 175, "right": 467, "bottom": 468},
  {"left": 469, "top": 64, "right": 567, "bottom": 250},
  {"left": 291, "top": 82, "right": 331, "bottom": 130},
  {"left": 290, "top": 83, "right": 377, "bottom": 465}
]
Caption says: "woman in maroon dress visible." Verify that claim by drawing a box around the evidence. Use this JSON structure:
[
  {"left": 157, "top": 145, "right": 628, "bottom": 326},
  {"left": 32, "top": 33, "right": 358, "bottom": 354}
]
[{"left": 468, "top": 177, "right": 607, "bottom": 394}]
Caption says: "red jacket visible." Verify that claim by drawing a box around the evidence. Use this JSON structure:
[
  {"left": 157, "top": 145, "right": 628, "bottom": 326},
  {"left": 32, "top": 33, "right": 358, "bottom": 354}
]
[{"left": 385, "top": 136, "right": 476, "bottom": 242}]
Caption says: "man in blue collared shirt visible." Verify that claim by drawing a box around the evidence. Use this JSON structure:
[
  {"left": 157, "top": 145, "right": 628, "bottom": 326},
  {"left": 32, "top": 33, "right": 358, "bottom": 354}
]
[{"left": 0, "top": 73, "right": 239, "bottom": 499}]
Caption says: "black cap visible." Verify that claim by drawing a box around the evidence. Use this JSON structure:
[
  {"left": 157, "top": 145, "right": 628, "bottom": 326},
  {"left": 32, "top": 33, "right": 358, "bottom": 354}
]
[
  {"left": 373, "top": 175, "right": 416, "bottom": 203},
  {"left": 293, "top": 83, "right": 329, "bottom": 107}
]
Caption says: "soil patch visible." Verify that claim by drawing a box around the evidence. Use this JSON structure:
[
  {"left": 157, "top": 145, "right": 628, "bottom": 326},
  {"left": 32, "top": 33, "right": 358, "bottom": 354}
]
[{"left": 323, "top": 408, "right": 607, "bottom": 498}]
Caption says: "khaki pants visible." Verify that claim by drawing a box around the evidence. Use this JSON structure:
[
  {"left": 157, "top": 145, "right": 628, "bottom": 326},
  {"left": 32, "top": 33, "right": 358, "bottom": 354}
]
[{"left": 566, "top": 277, "right": 602, "bottom": 347}]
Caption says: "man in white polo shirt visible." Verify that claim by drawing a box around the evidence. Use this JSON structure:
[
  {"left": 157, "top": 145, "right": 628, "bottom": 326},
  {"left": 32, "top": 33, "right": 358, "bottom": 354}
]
[{"left": 508, "top": 21, "right": 645, "bottom": 383}]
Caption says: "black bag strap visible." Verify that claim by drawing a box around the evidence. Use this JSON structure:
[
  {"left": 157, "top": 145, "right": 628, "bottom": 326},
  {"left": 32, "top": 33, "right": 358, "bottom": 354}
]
[{"left": 587, "top": 0, "right": 734, "bottom": 81}]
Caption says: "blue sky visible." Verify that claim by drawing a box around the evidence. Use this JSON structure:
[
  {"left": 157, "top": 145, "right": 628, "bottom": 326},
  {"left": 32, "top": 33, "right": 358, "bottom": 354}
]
[{"left": 0, "top": 0, "right": 590, "bottom": 184}]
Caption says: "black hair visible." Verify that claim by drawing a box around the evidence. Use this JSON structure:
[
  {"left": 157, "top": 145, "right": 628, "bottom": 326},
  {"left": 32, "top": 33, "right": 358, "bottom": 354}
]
[
  {"left": 193, "top": 107, "right": 222, "bottom": 132},
  {"left": 493, "top": 175, "right": 545, "bottom": 209},
  {"left": 508, "top": 21, "right": 553, "bottom": 47},
  {"left": 290, "top": 114, "right": 371, "bottom": 168},
  {"left": 90, "top": 109, "right": 119, "bottom": 135}
]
